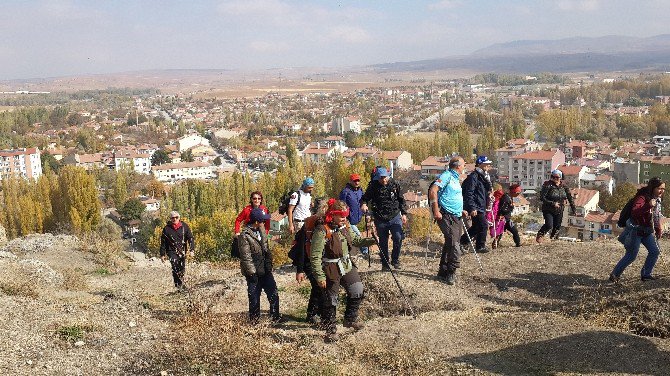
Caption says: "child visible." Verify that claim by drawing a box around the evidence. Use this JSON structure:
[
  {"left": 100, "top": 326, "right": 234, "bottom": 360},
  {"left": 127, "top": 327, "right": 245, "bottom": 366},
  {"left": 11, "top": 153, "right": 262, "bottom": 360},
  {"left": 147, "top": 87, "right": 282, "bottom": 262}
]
[
  {"left": 487, "top": 184, "right": 506, "bottom": 249},
  {"left": 495, "top": 184, "right": 523, "bottom": 248}
]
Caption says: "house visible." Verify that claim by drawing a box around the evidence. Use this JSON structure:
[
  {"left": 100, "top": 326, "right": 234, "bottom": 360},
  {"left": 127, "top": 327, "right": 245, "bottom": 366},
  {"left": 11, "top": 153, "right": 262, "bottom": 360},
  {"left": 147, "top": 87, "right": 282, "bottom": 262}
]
[
  {"left": 62, "top": 153, "right": 104, "bottom": 171},
  {"left": 270, "top": 211, "right": 288, "bottom": 235},
  {"left": 563, "top": 188, "right": 600, "bottom": 240},
  {"left": 512, "top": 195, "right": 531, "bottom": 216},
  {"left": 420, "top": 156, "right": 450, "bottom": 180},
  {"left": 140, "top": 197, "right": 160, "bottom": 212},
  {"left": 495, "top": 139, "right": 540, "bottom": 184},
  {"left": 581, "top": 174, "right": 615, "bottom": 194},
  {"left": 403, "top": 191, "right": 428, "bottom": 209},
  {"left": 114, "top": 150, "right": 151, "bottom": 174},
  {"left": 0, "top": 147, "right": 42, "bottom": 181},
  {"left": 152, "top": 161, "right": 215, "bottom": 183},
  {"left": 511, "top": 149, "right": 566, "bottom": 192},
  {"left": 563, "top": 140, "right": 588, "bottom": 160},
  {"left": 381, "top": 150, "right": 413, "bottom": 171},
  {"left": 331, "top": 117, "right": 361, "bottom": 134},
  {"left": 581, "top": 210, "right": 618, "bottom": 241},
  {"left": 558, "top": 165, "right": 588, "bottom": 188}
]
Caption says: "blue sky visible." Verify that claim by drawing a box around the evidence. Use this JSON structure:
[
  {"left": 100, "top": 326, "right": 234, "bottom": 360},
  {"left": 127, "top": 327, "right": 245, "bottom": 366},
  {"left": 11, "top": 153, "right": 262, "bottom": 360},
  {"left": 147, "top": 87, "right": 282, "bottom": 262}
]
[{"left": 1, "top": 0, "right": 669, "bottom": 79}]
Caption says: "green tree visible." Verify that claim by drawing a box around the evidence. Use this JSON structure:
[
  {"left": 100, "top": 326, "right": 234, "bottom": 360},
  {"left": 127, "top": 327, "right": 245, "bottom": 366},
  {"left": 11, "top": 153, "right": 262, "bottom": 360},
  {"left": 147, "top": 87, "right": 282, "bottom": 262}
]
[
  {"left": 601, "top": 182, "right": 638, "bottom": 213},
  {"left": 151, "top": 149, "right": 171, "bottom": 166},
  {"left": 180, "top": 149, "right": 194, "bottom": 162},
  {"left": 113, "top": 173, "right": 128, "bottom": 208},
  {"left": 119, "top": 198, "right": 145, "bottom": 221}
]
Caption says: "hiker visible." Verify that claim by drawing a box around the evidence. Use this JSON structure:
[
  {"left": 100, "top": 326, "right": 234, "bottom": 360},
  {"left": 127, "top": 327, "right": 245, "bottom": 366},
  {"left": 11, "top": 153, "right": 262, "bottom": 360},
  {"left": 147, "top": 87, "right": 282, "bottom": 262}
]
[
  {"left": 310, "top": 199, "right": 375, "bottom": 342},
  {"left": 160, "top": 211, "right": 195, "bottom": 291},
  {"left": 288, "top": 177, "right": 315, "bottom": 234},
  {"left": 429, "top": 156, "right": 469, "bottom": 285},
  {"left": 460, "top": 155, "right": 493, "bottom": 253},
  {"left": 290, "top": 200, "right": 329, "bottom": 326},
  {"left": 487, "top": 184, "right": 506, "bottom": 249},
  {"left": 494, "top": 183, "right": 522, "bottom": 248},
  {"left": 361, "top": 167, "right": 408, "bottom": 270},
  {"left": 610, "top": 177, "right": 665, "bottom": 283},
  {"left": 536, "top": 169, "right": 576, "bottom": 243},
  {"left": 238, "top": 208, "right": 284, "bottom": 324},
  {"left": 339, "top": 173, "right": 368, "bottom": 257},
  {"left": 234, "top": 191, "right": 271, "bottom": 235}
]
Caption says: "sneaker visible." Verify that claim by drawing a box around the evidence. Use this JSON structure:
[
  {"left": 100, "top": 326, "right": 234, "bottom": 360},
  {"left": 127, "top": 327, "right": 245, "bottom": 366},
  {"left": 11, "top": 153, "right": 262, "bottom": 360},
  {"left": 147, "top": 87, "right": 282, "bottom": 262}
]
[
  {"left": 446, "top": 272, "right": 456, "bottom": 285},
  {"left": 381, "top": 264, "right": 391, "bottom": 272},
  {"left": 324, "top": 332, "right": 339, "bottom": 343},
  {"left": 343, "top": 320, "right": 365, "bottom": 331},
  {"left": 491, "top": 239, "right": 498, "bottom": 249},
  {"left": 391, "top": 261, "right": 402, "bottom": 270},
  {"left": 641, "top": 275, "right": 657, "bottom": 282},
  {"left": 608, "top": 273, "right": 620, "bottom": 283}
]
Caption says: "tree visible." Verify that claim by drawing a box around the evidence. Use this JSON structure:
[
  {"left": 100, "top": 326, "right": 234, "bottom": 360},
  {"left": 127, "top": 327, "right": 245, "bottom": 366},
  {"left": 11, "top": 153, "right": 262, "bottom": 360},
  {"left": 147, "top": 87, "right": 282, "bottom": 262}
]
[
  {"left": 113, "top": 173, "right": 128, "bottom": 208},
  {"left": 180, "top": 149, "right": 194, "bottom": 162},
  {"left": 151, "top": 149, "right": 171, "bottom": 166},
  {"left": 601, "top": 182, "right": 638, "bottom": 213},
  {"left": 41, "top": 152, "right": 61, "bottom": 173},
  {"left": 119, "top": 198, "right": 146, "bottom": 221},
  {"left": 53, "top": 166, "right": 101, "bottom": 234},
  {"left": 213, "top": 156, "right": 222, "bottom": 166}
]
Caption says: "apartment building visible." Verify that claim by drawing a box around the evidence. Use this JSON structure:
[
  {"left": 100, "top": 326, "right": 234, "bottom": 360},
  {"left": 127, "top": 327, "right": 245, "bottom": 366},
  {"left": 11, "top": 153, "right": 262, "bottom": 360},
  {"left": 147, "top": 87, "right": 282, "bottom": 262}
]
[
  {"left": 0, "top": 147, "right": 42, "bottom": 180},
  {"left": 152, "top": 161, "right": 215, "bottom": 183},
  {"left": 495, "top": 139, "right": 540, "bottom": 184},
  {"left": 510, "top": 149, "right": 566, "bottom": 191},
  {"left": 114, "top": 150, "right": 151, "bottom": 174}
]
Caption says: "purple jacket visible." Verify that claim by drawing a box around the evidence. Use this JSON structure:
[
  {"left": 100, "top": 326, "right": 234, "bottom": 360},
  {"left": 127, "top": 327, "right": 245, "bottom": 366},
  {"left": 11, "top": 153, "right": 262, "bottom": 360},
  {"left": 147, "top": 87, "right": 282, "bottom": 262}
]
[{"left": 339, "top": 183, "right": 364, "bottom": 225}]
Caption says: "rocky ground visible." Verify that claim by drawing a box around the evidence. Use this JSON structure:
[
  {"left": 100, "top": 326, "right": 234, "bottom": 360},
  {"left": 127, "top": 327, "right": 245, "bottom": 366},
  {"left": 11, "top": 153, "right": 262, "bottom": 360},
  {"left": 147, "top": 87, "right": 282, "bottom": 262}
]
[{"left": 1, "top": 232, "right": 670, "bottom": 375}]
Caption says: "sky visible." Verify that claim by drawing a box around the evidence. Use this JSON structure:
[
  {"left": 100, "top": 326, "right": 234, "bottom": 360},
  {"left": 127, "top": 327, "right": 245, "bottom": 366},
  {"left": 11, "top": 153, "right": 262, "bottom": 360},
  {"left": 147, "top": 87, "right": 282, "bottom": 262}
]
[{"left": 1, "top": 0, "right": 669, "bottom": 80}]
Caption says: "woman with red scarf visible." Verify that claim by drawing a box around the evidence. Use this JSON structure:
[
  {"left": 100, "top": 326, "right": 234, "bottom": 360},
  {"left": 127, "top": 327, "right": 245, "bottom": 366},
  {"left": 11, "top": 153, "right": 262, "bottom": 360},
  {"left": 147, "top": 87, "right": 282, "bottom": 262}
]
[{"left": 235, "top": 191, "right": 271, "bottom": 235}]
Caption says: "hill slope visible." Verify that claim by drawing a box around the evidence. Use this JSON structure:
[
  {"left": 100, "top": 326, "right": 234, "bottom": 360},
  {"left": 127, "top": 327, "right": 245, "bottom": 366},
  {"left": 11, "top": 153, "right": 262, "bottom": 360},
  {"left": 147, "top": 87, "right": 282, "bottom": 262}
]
[{"left": 1, "top": 233, "right": 669, "bottom": 375}]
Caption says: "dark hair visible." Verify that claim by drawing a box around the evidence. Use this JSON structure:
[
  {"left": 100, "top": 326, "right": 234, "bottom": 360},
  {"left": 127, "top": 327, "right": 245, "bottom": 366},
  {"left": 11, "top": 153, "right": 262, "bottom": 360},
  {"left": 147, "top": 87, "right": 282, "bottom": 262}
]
[
  {"left": 449, "top": 156, "right": 463, "bottom": 169},
  {"left": 249, "top": 191, "right": 263, "bottom": 205},
  {"left": 644, "top": 177, "right": 664, "bottom": 195}
]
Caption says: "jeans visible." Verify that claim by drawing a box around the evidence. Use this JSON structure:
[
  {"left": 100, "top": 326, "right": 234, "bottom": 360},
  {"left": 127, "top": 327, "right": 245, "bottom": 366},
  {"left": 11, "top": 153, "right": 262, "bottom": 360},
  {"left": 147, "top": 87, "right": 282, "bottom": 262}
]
[
  {"left": 461, "top": 211, "right": 488, "bottom": 250},
  {"left": 375, "top": 213, "right": 404, "bottom": 266},
  {"left": 350, "top": 223, "right": 368, "bottom": 255},
  {"left": 438, "top": 213, "right": 463, "bottom": 274},
  {"left": 246, "top": 273, "right": 280, "bottom": 321},
  {"left": 612, "top": 232, "right": 660, "bottom": 278},
  {"left": 538, "top": 210, "right": 563, "bottom": 239}
]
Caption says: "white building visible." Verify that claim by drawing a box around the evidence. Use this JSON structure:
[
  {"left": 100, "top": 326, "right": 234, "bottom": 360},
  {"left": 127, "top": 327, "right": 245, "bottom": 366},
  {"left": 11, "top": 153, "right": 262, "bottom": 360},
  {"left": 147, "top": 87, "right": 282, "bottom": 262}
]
[
  {"left": 510, "top": 149, "right": 566, "bottom": 192},
  {"left": 114, "top": 151, "right": 151, "bottom": 175},
  {"left": 495, "top": 139, "right": 540, "bottom": 184},
  {"left": 152, "top": 161, "right": 215, "bottom": 183},
  {"left": 0, "top": 147, "right": 42, "bottom": 180},
  {"left": 177, "top": 134, "right": 210, "bottom": 153},
  {"left": 331, "top": 117, "right": 361, "bottom": 134}
]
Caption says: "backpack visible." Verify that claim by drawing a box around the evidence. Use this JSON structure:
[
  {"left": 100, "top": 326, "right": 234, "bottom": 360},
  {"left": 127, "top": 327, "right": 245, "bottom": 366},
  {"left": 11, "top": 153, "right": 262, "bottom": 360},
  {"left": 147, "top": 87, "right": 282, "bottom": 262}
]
[
  {"left": 617, "top": 196, "right": 637, "bottom": 228},
  {"left": 278, "top": 190, "right": 300, "bottom": 215},
  {"left": 288, "top": 216, "right": 332, "bottom": 269},
  {"left": 230, "top": 236, "right": 240, "bottom": 258}
]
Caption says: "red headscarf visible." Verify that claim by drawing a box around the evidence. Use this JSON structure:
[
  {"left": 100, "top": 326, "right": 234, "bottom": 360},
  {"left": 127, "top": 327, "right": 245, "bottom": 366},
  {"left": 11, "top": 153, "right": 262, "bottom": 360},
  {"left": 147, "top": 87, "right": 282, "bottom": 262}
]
[{"left": 325, "top": 198, "right": 350, "bottom": 224}]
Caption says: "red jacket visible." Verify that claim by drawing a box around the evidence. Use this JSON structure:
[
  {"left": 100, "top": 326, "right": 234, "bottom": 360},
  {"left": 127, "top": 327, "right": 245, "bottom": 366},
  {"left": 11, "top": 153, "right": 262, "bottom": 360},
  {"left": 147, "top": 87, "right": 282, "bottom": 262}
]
[
  {"left": 631, "top": 194, "right": 660, "bottom": 234},
  {"left": 234, "top": 205, "right": 271, "bottom": 234}
]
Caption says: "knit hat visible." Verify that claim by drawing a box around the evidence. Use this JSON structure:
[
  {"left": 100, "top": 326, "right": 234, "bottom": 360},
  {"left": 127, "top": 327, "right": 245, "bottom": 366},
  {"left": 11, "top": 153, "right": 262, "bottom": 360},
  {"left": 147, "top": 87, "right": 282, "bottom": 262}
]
[{"left": 551, "top": 169, "right": 563, "bottom": 178}]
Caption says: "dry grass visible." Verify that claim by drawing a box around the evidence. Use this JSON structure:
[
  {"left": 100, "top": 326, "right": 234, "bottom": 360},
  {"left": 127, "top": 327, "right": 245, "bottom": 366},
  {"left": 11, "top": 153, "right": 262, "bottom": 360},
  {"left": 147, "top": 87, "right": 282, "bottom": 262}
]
[
  {"left": 79, "top": 233, "right": 130, "bottom": 272},
  {"left": 0, "top": 280, "right": 38, "bottom": 299},
  {"left": 62, "top": 268, "right": 88, "bottom": 291}
]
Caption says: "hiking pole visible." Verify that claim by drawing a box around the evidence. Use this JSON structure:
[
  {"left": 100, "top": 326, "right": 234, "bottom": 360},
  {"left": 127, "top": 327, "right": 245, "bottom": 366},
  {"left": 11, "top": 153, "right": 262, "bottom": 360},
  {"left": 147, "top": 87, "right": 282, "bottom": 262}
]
[
  {"left": 461, "top": 217, "right": 484, "bottom": 273},
  {"left": 365, "top": 212, "right": 371, "bottom": 268},
  {"left": 424, "top": 218, "right": 434, "bottom": 268},
  {"left": 369, "top": 229, "right": 416, "bottom": 319}
]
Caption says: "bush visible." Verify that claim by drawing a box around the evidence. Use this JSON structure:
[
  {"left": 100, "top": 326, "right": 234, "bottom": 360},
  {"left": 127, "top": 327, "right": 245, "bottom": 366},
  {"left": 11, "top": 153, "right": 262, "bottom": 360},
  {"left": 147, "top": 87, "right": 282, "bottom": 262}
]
[
  {"left": 56, "top": 324, "right": 93, "bottom": 342},
  {"left": 79, "top": 233, "right": 129, "bottom": 272},
  {"left": 62, "top": 268, "right": 88, "bottom": 291},
  {"left": 0, "top": 281, "right": 38, "bottom": 299}
]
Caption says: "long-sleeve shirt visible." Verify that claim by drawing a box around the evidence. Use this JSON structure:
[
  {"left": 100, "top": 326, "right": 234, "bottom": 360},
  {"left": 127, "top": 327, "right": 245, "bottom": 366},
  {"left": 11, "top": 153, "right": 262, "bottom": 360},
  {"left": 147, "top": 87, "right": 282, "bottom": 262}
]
[{"left": 234, "top": 205, "right": 271, "bottom": 234}]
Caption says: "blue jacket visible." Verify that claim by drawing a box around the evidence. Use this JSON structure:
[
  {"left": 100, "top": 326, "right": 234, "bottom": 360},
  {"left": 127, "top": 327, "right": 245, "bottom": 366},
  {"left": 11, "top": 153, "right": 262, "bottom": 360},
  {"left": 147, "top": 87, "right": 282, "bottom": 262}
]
[
  {"left": 461, "top": 168, "right": 491, "bottom": 212},
  {"left": 339, "top": 183, "right": 364, "bottom": 225}
]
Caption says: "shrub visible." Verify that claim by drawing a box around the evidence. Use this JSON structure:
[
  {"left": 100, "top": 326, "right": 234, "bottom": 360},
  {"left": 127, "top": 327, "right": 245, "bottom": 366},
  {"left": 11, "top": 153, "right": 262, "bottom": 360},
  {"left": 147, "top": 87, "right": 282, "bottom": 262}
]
[
  {"left": 62, "top": 268, "right": 88, "bottom": 291},
  {"left": 56, "top": 324, "right": 93, "bottom": 342},
  {"left": 0, "top": 281, "right": 38, "bottom": 299}
]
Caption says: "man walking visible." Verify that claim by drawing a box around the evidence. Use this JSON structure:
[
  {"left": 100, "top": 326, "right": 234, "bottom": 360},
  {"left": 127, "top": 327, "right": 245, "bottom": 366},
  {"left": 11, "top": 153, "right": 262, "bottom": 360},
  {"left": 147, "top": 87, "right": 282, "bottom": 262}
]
[
  {"left": 461, "top": 155, "right": 493, "bottom": 253},
  {"left": 160, "top": 211, "right": 195, "bottom": 291},
  {"left": 429, "top": 157, "right": 468, "bottom": 285},
  {"left": 361, "top": 167, "right": 408, "bottom": 271},
  {"left": 339, "top": 173, "right": 368, "bottom": 256},
  {"left": 288, "top": 177, "right": 315, "bottom": 234}
]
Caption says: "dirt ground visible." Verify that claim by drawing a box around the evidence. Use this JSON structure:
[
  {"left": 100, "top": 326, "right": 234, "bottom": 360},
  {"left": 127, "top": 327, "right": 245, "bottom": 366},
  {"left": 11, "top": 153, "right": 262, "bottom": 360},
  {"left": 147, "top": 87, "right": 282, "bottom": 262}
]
[{"left": 1, "top": 233, "right": 669, "bottom": 375}]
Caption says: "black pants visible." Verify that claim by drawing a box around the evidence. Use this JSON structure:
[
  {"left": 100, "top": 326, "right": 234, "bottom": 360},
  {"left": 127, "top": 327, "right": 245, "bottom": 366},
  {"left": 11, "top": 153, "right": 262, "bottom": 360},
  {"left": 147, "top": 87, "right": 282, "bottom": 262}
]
[
  {"left": 497, "top": 218, "right": 521, "bottom": 246},
  {"left": 306, "top": 272, "right": 323, "bottom": 319},
  {"left": 246, "top": 273, "right": 280, "bottom": 321},
  {"left": 169, "top": 256, "right": 186, "bottom": 287},
  {"left": 461, "top": 211, "right": 488, "bottom": 250},
  {"left": 438, "top": 213, "right": 463, "bottom": 275},
  {"left": 321, "top": 267, "right": 364, "bottom": 334},
  {"left": 538, "top": 210, "right": 563, "bottom": 239}
]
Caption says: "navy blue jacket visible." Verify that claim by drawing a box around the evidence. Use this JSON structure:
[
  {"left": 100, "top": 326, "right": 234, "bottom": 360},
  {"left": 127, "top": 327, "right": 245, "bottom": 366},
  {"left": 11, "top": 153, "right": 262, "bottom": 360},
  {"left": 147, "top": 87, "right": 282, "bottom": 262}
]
[
  {"left": 339, "top": 183, "right": 364, "bottom": 225},
  {"left": 461, "top": 168, "right": 491, "bottom": 212}
]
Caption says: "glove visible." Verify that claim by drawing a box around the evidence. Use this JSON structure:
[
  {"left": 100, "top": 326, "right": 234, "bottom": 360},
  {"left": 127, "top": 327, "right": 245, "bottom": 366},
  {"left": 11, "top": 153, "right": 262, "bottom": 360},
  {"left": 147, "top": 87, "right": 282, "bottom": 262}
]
[{"left": 358, "top": 237, "right": 377, "bottom": 247}]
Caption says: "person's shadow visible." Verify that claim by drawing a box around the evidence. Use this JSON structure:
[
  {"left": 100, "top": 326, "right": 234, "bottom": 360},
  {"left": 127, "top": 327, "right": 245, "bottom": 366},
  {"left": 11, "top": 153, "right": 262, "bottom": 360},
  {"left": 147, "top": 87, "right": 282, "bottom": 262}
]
[{"left": 452, "top": 330, "right": 670, "bottom": 375}]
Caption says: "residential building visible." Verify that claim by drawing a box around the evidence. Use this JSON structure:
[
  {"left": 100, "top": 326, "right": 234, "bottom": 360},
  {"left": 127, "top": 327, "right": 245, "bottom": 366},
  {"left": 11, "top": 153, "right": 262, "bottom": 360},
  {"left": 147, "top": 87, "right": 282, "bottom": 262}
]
[
  {"left": 512, "top": 195, "right": 531, "bottom": 216},
  {"left": 638, "top": 156, "right": 670, "bottom": 184},
  {"left": 382, "top": 150, "right": 413, "bottom": 170},
  {"left": 0, "top": 147, "right": 42, "bottom": 180},
  {"left": 510, "top": 149, "right": 566, "bottom": 192},
  {"left": 612, "top": 158, "right": 640, "bottom": 185},
  {"left": 581, "top": 174, "right": 615, "bottom": 194},
  {"left": 331, "top": 117, "right": 361, "bottom": 134},
  {"left": 270, "top": 211, "right": 288, "bottom": 235},
  {"left": 140, "top": 197, "right": 160, "bottom": 212},
  {"left": 152, "top": 161, "right": 215, "bottom": 183},
  {"left": 563, "top": 140, "right": 588, "bottom": 160},
  {"left": 558, "top": 165, "right": 587, "bottom": 188},
  {"left": 420, "top": 156, "right": 450, "bottom": 180},
  {"left": 114, "top": 150, "right": 151, "bottom": 174},
  {"left": 177, "top": 134, "right": 210, "bottom": 153},
  {"left": 563, "top": 188, "right": 600, "bottom": 240},
  {"left": 403, "top": 191, "right": 428, "bottom": 209},
  {"left": 495, "top": 139, "right": 540, "bottom": 184},
  {"left": 62, "top": 153, "right": 105, "bottom": 170}
]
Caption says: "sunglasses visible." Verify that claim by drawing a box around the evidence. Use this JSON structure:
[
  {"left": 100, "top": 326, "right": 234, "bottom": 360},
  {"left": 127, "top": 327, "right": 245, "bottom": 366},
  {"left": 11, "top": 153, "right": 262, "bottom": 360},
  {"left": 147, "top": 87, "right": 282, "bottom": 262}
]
[
  {"left": 252, "top": 197, "right": 262, "bottom": 200},
  {"left": 171, "top": 216, "right": 179, "bottom": 219},
  {"left": 551, "top": 175, "right": 561, "bottom": 179},
  {"left": 353, "top": 179, "right": 360, "bottom": 182}
]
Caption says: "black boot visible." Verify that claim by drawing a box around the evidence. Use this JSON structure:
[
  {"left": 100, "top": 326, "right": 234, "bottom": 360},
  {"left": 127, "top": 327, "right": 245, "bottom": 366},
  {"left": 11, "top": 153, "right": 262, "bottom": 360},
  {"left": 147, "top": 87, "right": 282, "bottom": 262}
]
[{"left": 322, "top": 306, "right": 338, "bottom": 342}]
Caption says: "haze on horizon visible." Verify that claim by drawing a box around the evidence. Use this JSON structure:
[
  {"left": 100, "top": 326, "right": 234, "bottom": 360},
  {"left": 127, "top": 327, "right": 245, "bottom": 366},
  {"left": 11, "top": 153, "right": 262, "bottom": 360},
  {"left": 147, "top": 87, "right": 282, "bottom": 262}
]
[{"left": 1, "top": 0, "right": 669, "bottom": 81}]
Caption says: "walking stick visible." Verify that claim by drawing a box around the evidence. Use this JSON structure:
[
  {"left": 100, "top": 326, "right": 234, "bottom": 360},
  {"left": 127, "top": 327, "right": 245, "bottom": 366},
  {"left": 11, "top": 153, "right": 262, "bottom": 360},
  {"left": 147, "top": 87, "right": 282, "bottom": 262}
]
[
  {"left": 461, "top": 217, "right": 485, "bottom": 273},
  {"left": 365, "top": 212, "right": 371, "bottom": 268},
  {"left": 369, "top": 225, "right": 416, "bottom": 318}
]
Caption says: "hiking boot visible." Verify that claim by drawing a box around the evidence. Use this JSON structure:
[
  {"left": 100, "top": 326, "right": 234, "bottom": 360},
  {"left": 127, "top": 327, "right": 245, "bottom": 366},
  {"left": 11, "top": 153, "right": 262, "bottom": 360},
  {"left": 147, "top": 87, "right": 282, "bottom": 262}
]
[
  {"left": 608, "top": 273, "right": 620, "bottom": 283},
  {"left": 641, "top": 275, "right": 657, "bottom": 282},
  {"left": 381, "top": 264, "right": 391, "bottom": 272},
  {"left": 536, "top": 233, "right": 544, "bottom": 243},
  {"left": 446, "top": 272, "right": 456, "bottom": 285},
  {"left": 271, "top": 315, "right": 288, "bottom": 324},
  {"left": 306, "top": 315, "right": 320, "bottom": 326},
  {"left": 324, "top": 332, "right": 339, "bottom": 343},
  {"left": 391, "top": 261, "right": 402, "bottom": 270},
  {"left": 491, "top": 239, "right": 498, "bottom": 249},
  {"left": 343, "top": 320, "right": 365, "bottom": 331},
  {"left": 476, "top": 247, "right": 490, "bottom": 254}
]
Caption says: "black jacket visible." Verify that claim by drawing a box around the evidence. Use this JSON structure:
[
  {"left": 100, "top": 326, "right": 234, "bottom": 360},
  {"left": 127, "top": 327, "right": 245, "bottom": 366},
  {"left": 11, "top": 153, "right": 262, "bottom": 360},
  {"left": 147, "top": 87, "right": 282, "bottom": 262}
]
[
  {"left": 159, "top": 222, "right": 194, "bottom": 258},
  {"left": 361, "top": 178, "right": 407, "bottom": 222},
  {"left": 540, "top": 180, "right": 576, "bottom": 214},
  {"left": 238, "top": 225, "right": 273, "bottom": 277},
  {"left": 462, "top": 168, "right": 492, "bottom": 212},
  {"left": 498, "top": 193, "right": 514, "bottom": 219}
]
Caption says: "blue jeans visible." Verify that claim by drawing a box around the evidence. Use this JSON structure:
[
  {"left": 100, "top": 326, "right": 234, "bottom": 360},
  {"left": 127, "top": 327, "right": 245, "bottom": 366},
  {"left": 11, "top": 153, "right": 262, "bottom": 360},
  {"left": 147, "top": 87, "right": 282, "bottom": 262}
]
[
  {"left": 350, "top": 223, "right": 368, "bottom": 255},
  {"left": 612, "top": 232, "right": 660, "bottom": 278},
  {"left": 375, "top": 213, "right": 404, "bottom": 266},
  {"left": 246, "top": 273, "right": 280, "bottom": 321}
]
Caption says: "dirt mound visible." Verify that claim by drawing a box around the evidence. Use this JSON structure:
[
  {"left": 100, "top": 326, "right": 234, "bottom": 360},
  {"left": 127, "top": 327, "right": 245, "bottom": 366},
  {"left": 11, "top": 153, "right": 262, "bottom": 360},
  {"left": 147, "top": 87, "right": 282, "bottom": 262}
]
[{"left": 2, "top": 233, "right": 79, "bottom": 254}]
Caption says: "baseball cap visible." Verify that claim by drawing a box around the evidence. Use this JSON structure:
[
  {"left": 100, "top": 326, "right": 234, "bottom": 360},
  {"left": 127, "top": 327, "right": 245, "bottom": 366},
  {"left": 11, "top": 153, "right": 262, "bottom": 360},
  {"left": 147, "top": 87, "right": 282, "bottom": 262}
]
[
  {"left": 250, "top": 208, "right": 271, "bottom": 223},
  {"left": 476, "top": 156, "right": 492, "bottom": 165},
  {"left": 350, "top": 173, "right": 361, "bottom": 181}
]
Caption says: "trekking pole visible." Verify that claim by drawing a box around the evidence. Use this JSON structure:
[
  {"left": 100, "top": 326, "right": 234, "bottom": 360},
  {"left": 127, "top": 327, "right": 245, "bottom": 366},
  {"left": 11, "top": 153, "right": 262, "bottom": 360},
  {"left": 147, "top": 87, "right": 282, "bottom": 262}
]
[
  {"left": 424, "top": 218, "right": 434, "bottom": 267},
  {"left": 461, "top": 217, "right": 484, "bottom": 273},
  {"left": 369, "top": 228, "right": 416, "bottom": 318},
  {"left": 364, "top": 212, "right": 371, "bottom": 268}
]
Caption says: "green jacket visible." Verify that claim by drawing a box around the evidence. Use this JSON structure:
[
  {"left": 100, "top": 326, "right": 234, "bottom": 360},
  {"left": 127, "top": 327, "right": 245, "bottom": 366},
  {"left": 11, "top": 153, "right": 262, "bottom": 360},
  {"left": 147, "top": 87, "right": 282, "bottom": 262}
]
[{"left": 309, "top": 223, "right": 374, "bottom": 282}]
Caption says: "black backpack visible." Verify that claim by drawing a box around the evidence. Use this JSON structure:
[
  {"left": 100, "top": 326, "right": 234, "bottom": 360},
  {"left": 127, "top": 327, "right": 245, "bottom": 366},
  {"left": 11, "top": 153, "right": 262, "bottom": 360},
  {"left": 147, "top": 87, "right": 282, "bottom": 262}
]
[
  {"left": 617, "top": 196, "right": 637, "bottom": 228},
  {"left": 231, "top": 236, "right": 240, "bottom": 258},
  {"left": 278, "top": 190, "right": 300, "bottom": 215}
]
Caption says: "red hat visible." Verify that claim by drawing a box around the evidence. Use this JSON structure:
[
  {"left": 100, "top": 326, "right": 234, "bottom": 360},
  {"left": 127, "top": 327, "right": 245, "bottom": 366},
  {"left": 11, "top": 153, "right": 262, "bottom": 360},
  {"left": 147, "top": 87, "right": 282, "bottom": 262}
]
[
  {"left": 510, "top": 184, "right": 522, "bottom": 194},
  {"left": 350, "top": 174, "right": 361, "bottom": 181}
]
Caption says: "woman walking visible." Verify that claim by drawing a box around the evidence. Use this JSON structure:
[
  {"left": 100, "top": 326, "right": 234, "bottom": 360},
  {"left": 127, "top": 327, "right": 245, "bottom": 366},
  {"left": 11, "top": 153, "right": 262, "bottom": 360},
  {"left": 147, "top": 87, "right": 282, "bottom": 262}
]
[
  {"left": 536, "top": 169, "right": 576, "bottom": 243},
  {"left": 610, "top": 177, "right": 665, "bottom": 282}
]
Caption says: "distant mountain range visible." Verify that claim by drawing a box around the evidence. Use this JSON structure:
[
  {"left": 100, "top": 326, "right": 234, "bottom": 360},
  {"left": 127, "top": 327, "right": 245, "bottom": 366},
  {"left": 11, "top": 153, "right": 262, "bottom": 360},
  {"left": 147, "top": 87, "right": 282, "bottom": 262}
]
[{"left": 373, "top": 34, "right": 670, "bottom": 74}]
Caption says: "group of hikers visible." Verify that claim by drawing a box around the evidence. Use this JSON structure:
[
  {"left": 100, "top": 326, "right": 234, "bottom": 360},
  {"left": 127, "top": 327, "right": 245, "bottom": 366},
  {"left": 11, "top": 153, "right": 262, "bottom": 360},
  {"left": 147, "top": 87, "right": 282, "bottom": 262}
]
[{"left": 158, "top": 155, "right": 666, "bottom": 342}]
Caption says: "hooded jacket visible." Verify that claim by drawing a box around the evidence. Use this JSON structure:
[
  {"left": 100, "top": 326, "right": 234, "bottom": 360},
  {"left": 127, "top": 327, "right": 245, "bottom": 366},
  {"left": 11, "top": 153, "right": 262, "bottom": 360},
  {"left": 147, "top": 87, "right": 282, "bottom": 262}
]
[
  {"left": 361, "top": 178, "right": 407, "bottom": 222},
  {"left": 462, "top": 168, "right": 492, "bottom": 212},
  {"left": 339, "top": 183, "right": 364, "bottom": 225},
  {"left": 238, "top": 225, "right": 273, "bottom": 277},
  {"left": 540, "top": 180, "right": 576, "bottom": 214}
]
